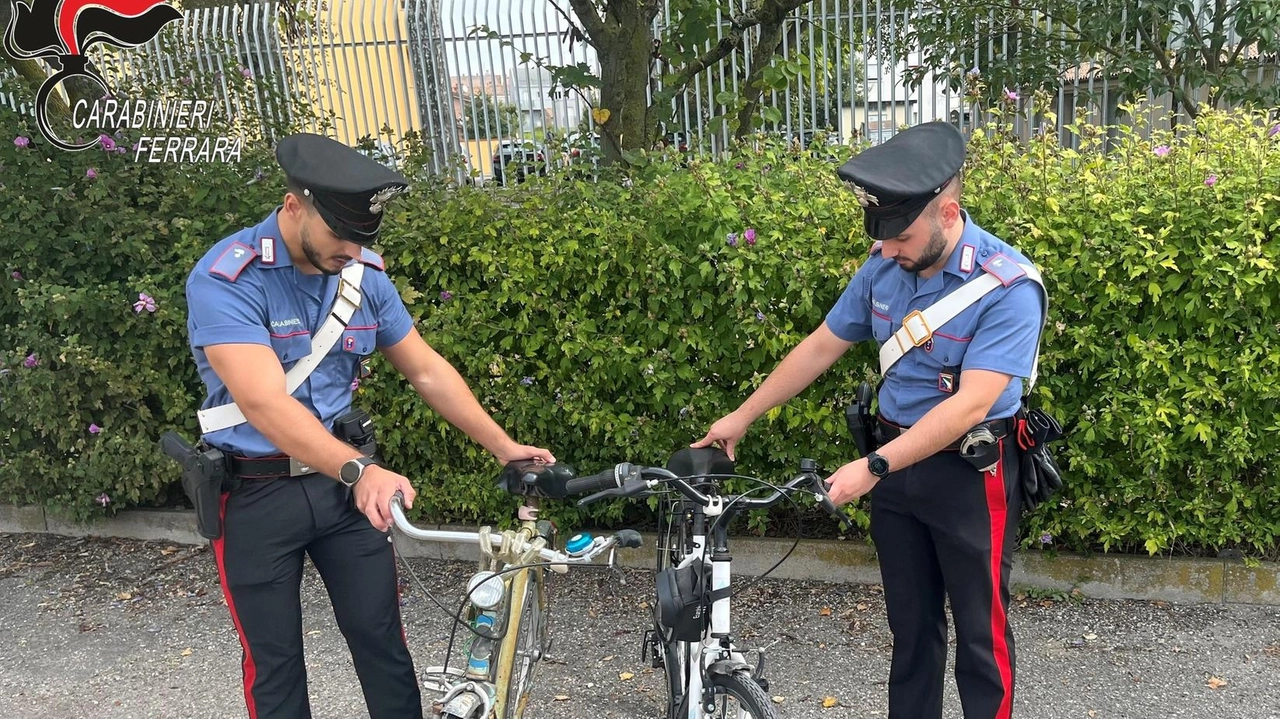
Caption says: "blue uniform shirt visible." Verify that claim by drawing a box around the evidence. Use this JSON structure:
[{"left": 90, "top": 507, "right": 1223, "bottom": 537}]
[
  {"left": 185, "top": 209, "right": 415, "bottom": 456},
  {"left": 825, "top": 212, "right": 1046, "bottom": 425}
]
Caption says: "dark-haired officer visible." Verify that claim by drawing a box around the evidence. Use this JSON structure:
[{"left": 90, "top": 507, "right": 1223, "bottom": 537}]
[
  {"left": 696, "top": 121, "right": 1047, "bottom": 719},
  {"left": 184, "top": 132, "right": 556, "bottom": 719}
]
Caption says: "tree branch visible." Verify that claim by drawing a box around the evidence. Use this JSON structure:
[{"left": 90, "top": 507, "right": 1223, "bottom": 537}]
[{"left": 565, "top": 0, "right": 607, "bottom": 47}]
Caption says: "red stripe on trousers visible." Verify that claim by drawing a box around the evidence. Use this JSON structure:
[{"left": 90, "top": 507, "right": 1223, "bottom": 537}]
[
  {"left": 211, "top": 492, "right": 259, "bottom": 719},
  {"left": 984, "top": 445, "right": 1013, "bottom": 719}
]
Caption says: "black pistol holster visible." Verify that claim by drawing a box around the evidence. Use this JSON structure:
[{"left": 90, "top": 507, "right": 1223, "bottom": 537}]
[
  {"left": 160, "top": 432, "right": 228, "bottom": 540},
  {"left": 1014, "top": 400, "right": 1066, "bottom": 512},
  {"left": 843, "top": 381, "right": 881, "bottom": 459},
  {"left": 332, "top": 407, "right": 378, "bottom": 460}
]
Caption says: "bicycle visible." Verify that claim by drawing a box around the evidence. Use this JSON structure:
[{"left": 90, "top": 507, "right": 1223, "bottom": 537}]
[
  {"left": 387, "top": 459, "right": 646, "bottom": 719},
  {"left": 571, "top": 446, "right": 852, "bottom": 719}
]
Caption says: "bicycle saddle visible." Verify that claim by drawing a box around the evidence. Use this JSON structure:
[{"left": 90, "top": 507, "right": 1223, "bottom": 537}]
[
  {"left": 666, "top": 447, "right": 735, "bottom": 478},
  {"left": 495, "top": 460, "right": 578, "bottom": 498}
]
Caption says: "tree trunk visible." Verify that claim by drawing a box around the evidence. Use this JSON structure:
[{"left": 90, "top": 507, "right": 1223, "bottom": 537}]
[
  {"left": 595, "top": 10, "right": 658, "bottom": 161},
  {"left": 734, "top": 12, "right": 787, "bottom": 138}
]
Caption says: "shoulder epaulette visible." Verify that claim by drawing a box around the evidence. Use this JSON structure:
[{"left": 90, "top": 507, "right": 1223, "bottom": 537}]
[
  {"left": 980, "top": 253, "right": 1028, "bottom": 287},
  {"left": 209, "top": 241, "right": 259, "bottom": 282},
  {"left": 357, "top": 247, "right": 386, "bottom": 271},
  {"left": 869, "top": 241, "right": 883, "bottom": 256}
]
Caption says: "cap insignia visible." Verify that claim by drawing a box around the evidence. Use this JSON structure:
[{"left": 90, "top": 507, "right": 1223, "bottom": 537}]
[
  {"left": 849, "top": 182, "right": 879, "bottom": 208},
  {"left": 369, "top": 185, "right": 407, "bottom": 214}
]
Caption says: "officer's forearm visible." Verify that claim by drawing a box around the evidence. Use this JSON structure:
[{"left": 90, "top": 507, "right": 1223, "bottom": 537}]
[
  {"left": 241, "top": 397, "right": 367, "bottom": 479},
  {"left": 736, "top": 328, "right": 850, "bottom": 423},
  {"left": 875, "top": 392, "right": 990, "bottom": 471},
  {"left": 407, "top": 358, "right": 514, "bottom": 458}
]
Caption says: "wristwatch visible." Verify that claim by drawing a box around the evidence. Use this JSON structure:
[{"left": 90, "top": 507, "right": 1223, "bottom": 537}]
[
  {"left": 866, "top": 452, "right": 891, "bottom": 479},
  {"left": 339, "top": 456, "right": 378, "bottom": 487}
]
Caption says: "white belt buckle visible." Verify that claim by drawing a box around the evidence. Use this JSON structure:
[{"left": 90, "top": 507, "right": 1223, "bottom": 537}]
[{"left": 896, "top": 310, "right": 932, "bottom": 353}]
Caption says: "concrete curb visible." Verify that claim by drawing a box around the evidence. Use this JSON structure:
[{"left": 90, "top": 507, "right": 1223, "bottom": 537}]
[{"left": 3, "top": 504, "right": 1276, "bottom": 605}]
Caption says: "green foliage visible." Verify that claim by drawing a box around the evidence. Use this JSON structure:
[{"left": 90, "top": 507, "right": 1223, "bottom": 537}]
[
  {"left": 967, "top": 101, "right": 1280, "bottom": 556},
  {"left": 460, "top": 93, "right": 523, "bottom": 140},
  {"left": 3, "top": 87, "right": 1279, "bottom": 557},
  {"left": 885, "top": 0, "right": 1280, "bottom": 118}
]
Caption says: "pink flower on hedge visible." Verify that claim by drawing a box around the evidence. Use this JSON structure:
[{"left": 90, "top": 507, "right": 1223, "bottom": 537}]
[
  {"left": 755, "top": 311, "right": 765, "bottom": 321},
  {"left": 744, "top": 227, "right": 757, "bottom": 245},
  {"left": 23, "top": 353, "right": 38, "bottom": 368},
  {"left": 1270, "top": 124, "right": 1280, "bottom": 138},
  {"left": 439, "top": 290, "right": 453, "bottom": 301},
  {"left": 1204, "top": 174, "right": 1218, "bottom": 187},
  {"left": 133, "top": 292, "right": 157, "bottom": 313},
  {"left": 240, "top": 66, "right": 253, "bottom": 79},
  {"left": 85, "top": 168, "right": 97, "bottom": 179},
  {"left": 726, "top": 232, "right": 738, "bottom": 247},
  {"left": 14, "top": 136, "right": 30, "bottom": 148},
  {"left": 1153, "top": 144, "right": 1170, "bottom": 157},
  {"left": 1003, "top": 88, "right": 1019, "bottom": 102},
  {"left": 1040, "top": 532, "right": 1053, "bottom": 544},
  {"left": 99, "top": 134, "right": 116, "bottom": 152},
  {"left": 89, "top": 423, "right": 102, "bottom": 434},
  {"left": 10, "top": 271, "right": 21, "bottom": 280},
  {"left": 350, "top": 378, "right": 360, "bottom": 391},
  {"left": 96, "top": 493, "right": 111, "bottom": 507}
]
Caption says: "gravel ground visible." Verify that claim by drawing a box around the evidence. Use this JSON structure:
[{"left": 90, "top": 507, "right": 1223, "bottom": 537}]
[{"left": 1, "top": 532, "right": 1278, "bottom": 719}]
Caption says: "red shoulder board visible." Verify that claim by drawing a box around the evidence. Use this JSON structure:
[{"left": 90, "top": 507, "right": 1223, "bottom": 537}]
[{"left": 869, "top": 241, "right": 884, "bottom": 256}]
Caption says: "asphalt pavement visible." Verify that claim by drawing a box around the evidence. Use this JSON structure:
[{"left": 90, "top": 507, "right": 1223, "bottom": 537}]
[{"left": 1, "top": 532, "right": 1277, "bottom": 719}]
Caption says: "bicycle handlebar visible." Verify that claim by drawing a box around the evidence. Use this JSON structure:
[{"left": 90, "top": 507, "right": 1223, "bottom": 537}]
[
  {"left": 576, "top": 458, "right": 853, "bottom": 531},
  {"left": 387, "top": 491, "right": 640, "bottom": 573}
]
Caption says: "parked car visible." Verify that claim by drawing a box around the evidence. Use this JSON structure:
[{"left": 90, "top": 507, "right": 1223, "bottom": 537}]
[{"left": 491, "top": 140, "right": 548, "bottom": 185}]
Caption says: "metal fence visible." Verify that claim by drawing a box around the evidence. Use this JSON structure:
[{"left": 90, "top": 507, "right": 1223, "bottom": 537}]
[{"left": 3, "top": 0, "right": 1275, "bottom": 178}]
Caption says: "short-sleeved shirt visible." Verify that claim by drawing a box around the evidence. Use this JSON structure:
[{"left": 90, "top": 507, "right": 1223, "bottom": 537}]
[
  {"left": 185, "top": 209, "right": 415, "bottom": 456},
  {"left": 825, "top": 212, "right": 1046, "bottom": 425}
]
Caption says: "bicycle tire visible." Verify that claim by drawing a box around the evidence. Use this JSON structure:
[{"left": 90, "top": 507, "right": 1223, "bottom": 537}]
[
  {"left": 656, "top": 498, "right": 693, "bottom": 719},
  {"left": 502, "top": 569, "right": 547, "bottom": 719},
  {"left": 703, "top": 670, "right": 778, "bottom": 719}
]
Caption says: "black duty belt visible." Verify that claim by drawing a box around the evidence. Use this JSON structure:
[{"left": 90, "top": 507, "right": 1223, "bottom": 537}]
[
  {"left": 878, "top": 416, "right": 1016, "bottom": 452},
  {"left": 227, "top": 441, "right": 376, "bottom": 480}
]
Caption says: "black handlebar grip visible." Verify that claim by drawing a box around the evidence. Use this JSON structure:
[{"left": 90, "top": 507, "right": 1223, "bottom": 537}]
[
  {"left": 615, "top": 529, "right": 642, "bottom": 549},
  {"left": 564, "top": 464, "right": 627, "bottom": 496}
]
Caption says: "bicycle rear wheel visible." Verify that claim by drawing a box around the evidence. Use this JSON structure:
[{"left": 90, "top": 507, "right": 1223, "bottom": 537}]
[{"left": 655, "top": 498, "right": 694, "bottom": 719}]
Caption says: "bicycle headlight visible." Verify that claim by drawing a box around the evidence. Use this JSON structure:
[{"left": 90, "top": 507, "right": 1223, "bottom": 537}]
[{"left": 466, "top": 571, "right": 505, "bottom": 610}]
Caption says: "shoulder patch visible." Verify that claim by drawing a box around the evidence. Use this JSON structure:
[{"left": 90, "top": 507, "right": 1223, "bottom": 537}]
[
  {"left": 981, "top": 253, "right": 1027, "bottom": 287},
  {"left": 357, "top": 247, "right": 385, "bottom": 271},
  {"left": 209, "top": 241, "right": 259, "bottom": 282},
  {"left": 869, "top": 241, "right": 883, "bottom": 257}
]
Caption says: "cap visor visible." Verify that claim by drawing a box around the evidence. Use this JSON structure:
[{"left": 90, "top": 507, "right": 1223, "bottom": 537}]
[{"left": 864, "top": 207, "right": 925, "bottom": 241}]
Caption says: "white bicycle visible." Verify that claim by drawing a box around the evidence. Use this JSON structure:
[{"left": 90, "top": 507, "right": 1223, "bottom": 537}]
[{"left": 573, "top": 447, "right": 851, "bottom": 719}]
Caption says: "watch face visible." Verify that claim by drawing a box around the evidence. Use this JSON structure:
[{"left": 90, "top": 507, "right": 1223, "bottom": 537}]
[
  {"left": 869, "top": 455, "right": 890, "bottom": 476},
  {"left": 341, "top": 459, "right": 363, "bottom": 485}
]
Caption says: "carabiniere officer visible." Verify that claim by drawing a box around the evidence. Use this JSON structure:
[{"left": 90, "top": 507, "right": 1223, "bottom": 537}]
[
  {"left": 183, "top": 133, "right": 556, "bottom": 719},
  {"left": 695, "top": 121, "right": 1048, "bottom": 719}
]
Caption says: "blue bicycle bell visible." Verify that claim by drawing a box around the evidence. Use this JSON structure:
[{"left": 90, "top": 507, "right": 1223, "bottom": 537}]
[{"left": 566, "top": 532, "right": 593, "bottom": 556}]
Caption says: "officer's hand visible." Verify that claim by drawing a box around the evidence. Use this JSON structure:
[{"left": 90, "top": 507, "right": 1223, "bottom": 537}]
[
  {"left": 495, "top": 443, "right": 557, "bottom": 465},
  {"left": 825, "top": 458, "right": 878, "bottom": 507},
  {"left": 353, "top": 466, "right": 416, "bottom": 532},
  {"left": 690, "top": 412, "right": 751, "bottom": 461}
]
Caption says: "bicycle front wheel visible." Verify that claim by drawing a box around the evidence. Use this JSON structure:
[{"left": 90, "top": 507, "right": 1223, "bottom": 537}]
[
  {"left": 499, "top": 569, "right": 547, "bottom": 719},
  {"left": 703, "top": 670, "right": 778, "bottom": 719}
]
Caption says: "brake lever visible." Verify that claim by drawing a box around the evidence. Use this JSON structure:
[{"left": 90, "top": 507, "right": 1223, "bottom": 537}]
[{"left": 808, "top": 473, "right": 854, "bottom": 533}]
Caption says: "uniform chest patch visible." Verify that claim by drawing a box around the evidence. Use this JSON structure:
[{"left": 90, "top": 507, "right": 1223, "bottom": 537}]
[
  {"left": 981, "top": 253, "right": 1027, "bottom": 287},
  {"left": 210, "top": 241, "right": 258, "bottom": 282}
]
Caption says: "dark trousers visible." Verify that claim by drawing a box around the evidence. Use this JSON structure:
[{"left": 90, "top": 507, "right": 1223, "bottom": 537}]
[
  {"left": 210, "top": 476, "right": 423, "bottom": 719},
  {"left": 869, "top": 439, "right": 1021, "bottom": 719}
]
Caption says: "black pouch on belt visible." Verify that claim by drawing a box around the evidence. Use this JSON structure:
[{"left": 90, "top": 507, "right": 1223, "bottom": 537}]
[{"left": 333, "top": 407, "right": 377, "bottom": 457}]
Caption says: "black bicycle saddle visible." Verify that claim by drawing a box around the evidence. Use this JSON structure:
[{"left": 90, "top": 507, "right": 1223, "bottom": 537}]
[
  {"left": 666, "top": 447, "right": 735, "bottom": 478},
  {"left": 495, "top": 460, "right": 578, "bottom": 498}
]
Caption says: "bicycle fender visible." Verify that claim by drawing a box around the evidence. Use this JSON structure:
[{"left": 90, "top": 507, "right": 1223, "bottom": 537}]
[{"left": 706, "top": 658, "right": 753, "bottom": 677}]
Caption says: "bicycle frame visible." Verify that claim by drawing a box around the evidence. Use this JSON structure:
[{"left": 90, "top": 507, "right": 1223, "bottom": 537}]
[
  {"left": 389, "top": 494, "right": 626, "bottom": 719},
  {"left": 667, "top": 495, "right": 757, "bottom": 719}
]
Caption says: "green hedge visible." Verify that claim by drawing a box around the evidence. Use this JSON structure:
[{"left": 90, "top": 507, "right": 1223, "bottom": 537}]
[{"left": 3, "top": 100, "right": 1279, "bottom": 557}]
